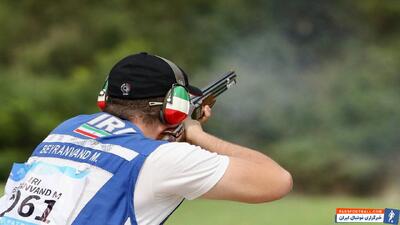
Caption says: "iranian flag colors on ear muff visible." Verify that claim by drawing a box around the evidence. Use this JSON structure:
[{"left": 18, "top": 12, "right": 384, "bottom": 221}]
[
  {"left": 164, "top": 86, "right": 190, "bottom": 125},
  {"left": 97, "top": 80, "right": 108, "bottom": 111},
  {"left": 97, "top": 90, "right": 107, "bottom": 110}
]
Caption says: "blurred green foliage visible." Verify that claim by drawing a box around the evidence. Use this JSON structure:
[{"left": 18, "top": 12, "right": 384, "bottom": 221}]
[{"left": 0, "top": 0, "right": 399, "bottom": 195}]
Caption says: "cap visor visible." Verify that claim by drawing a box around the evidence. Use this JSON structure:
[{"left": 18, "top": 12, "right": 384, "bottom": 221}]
[{"left": 187, "top": 85, "right": 203, "bottom": 96}]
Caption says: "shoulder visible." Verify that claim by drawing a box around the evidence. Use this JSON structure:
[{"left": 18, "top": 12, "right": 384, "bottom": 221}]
[
  {"left": 141, "top": 142, "right": 229, "bottom": 199},
  {"left": 149, "top": 142, "right": 220, "bottom": 165},
  {"left": 50, "top": 113, "right": 104, "bottom": 133}
]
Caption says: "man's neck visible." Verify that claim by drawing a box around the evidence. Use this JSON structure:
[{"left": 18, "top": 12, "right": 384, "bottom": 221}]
[{"left": 130, "top": 119, "right": 164, "bottom": 140}]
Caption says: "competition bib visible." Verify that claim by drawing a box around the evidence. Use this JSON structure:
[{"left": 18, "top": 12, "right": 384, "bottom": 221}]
[{"left": 0, "top": 161, "right": 90, "bottom": 225}]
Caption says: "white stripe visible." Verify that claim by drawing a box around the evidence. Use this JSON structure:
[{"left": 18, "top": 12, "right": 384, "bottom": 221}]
[
  {"left": 87, "top": 114, "right": 110, "bottom": 125},
  {"left": 43, "top": 134, "right": 138, "bottom": 161},
  {"left": 166, "top": 96, "right": 189, "bottom": 113},
  {"left": 336, "top": 214, "right": 384, "bottom": 223},
  {"left": 124, "top": 218, "right": 132, "bottom": 225}
]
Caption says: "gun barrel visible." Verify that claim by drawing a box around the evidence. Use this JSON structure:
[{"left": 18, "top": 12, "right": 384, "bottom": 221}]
[
  {"left": 191, "top": 71, "right": 237, "bottom": 106},
  {"left": 200, "top": 71, "right": 236, "bottom": 94}
]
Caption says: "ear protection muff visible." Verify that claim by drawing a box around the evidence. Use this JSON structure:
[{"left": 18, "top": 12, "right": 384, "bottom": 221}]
[
  {"left": 97, "top": 78, "right": 109, "bottom": 111},
  {"left": 156, "top": 56, "right": 191, "bottom": 125},
  {"left": 160, "top": 84, "right": 190, "bottom": 125}
]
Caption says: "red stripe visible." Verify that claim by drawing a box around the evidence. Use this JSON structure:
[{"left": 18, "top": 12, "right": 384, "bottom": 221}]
[
  {"left": 164, "top": 109, "right": 187, "bottom": 125},
  {"left": 74, "top": 129, "right": 98, "bottom": 139}
]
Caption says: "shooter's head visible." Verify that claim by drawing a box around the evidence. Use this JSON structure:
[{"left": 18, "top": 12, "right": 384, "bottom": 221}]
[{"left": 97, "top": 52, "right": 202, "bottom": 128}]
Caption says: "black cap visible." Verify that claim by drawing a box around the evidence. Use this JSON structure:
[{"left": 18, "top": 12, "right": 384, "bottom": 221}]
[{"left": 107, "top": 52, "right": 202, "bottom": 99}]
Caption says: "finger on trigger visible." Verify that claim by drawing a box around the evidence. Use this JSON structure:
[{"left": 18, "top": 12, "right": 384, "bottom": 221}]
[{"left": 203, "top": 105, "right": 211, "bottom": 117}]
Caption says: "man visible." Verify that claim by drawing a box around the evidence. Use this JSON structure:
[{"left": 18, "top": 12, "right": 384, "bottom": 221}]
[{"left": 0, "top": 52, "right": 292, "bottom": 225}]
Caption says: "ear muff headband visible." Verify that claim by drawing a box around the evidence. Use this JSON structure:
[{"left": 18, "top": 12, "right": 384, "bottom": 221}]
[
  {"left": 156, "top": 56, "right": 186, "bottom": 86},
  {"left": 155, "top": 56, "right": 190, "bottom": 125}
]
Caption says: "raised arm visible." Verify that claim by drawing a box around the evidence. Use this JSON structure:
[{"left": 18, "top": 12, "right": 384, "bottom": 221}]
[{"left": 184, "top": 107, "right": 292, "bottom": 203}]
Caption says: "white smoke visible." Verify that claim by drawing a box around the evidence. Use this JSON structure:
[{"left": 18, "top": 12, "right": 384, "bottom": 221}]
[{"left": 194, "top": 32, "right": 316, "bottom": 146}]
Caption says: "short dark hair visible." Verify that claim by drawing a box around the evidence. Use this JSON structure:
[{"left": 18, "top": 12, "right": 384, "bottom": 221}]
[{"left": 103, "top": 97, "right": 164, "bottom": 125}]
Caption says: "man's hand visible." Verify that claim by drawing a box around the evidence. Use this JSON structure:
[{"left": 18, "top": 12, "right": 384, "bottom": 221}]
[
  {"left": 183, "top": 105, "right": 211, "bottom": 143},
  {"left": 160, "top": 105, "right": 212, "bottom": 142}
]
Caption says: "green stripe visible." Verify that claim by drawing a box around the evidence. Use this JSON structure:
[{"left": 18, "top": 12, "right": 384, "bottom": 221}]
[
  {"left": 173, "top": 86, "right": 189, "bottom": 101},
  {"left": 82, "top": 124, "right": 111, "bottom": 136}
]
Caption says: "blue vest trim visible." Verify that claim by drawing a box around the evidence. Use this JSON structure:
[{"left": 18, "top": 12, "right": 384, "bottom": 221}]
[{"left": 71, "top": 155, "right": 147, "bottom": 225}]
